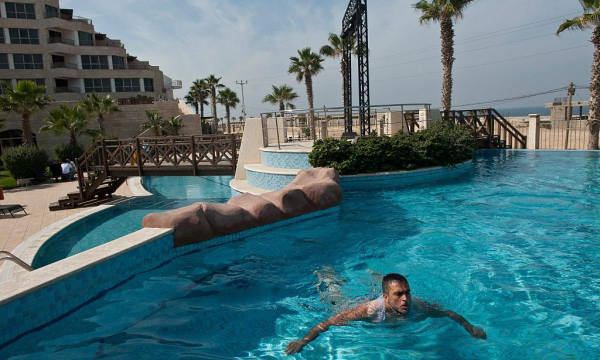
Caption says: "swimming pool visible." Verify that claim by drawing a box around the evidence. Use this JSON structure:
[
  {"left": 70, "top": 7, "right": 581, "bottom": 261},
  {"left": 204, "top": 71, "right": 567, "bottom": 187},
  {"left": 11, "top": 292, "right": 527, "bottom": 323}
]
[
  {"left": 4, "top": 151, "right": 599, "bottom": 359},
  {"left": 32, "top": 176, "right": 233, "bottom": 268}
]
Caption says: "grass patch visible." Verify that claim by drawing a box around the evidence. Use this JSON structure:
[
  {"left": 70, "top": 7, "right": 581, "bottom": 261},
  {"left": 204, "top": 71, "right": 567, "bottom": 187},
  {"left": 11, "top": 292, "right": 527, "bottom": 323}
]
[{"left": 0, "top": 170, "right": 18, "bottom": 189}]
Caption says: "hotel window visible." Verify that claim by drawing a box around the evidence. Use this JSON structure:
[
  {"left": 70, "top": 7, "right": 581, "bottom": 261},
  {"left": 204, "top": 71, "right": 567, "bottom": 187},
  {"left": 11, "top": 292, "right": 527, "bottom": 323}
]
[
  {"left": 0, "top": 29, "right": 4, "bottom": 44},
  {"left": 13, "top": 54, "right": 43, "bottom": 69},
  {"left": 115, "top": 78, "right": 140, "bottom": 92},
  {"left": 81, "top": 55, "right": 108, "bottom": 69},
  {"left": 0, "top": 80, "right": 12, "bottom": 95},
  {"left": 143, "top": 78, "right": 154, "bottom": 92},
  {"left": 17, "top": 78, "right": 45, "bottom": 86},
  {"left": 9, "top": 29, "right": 39, "bottom": 45},
  {"left": 0, "top": 54, "right": 9, "bottom": 69},
  {"left": 84, "top": 78, "right": 111, "bottom": 93},
  {"left": 78, "top": 31, "right": 93, "bottom": 46},
  {"left": 112, "top": 56, "right": 125, "bottom": 69},
  {"left": 44, "top": 5, "right": 58, "bottom": 18},
  {"left": 5, "top": 3, "right": 36, "bottom": 19}
]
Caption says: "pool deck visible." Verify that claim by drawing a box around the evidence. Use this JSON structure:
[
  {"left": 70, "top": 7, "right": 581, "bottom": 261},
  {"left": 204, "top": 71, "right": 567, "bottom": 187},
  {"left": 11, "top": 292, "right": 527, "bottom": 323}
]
[{"left": 0, "top": 180, "right": 135, "bottom": 253}]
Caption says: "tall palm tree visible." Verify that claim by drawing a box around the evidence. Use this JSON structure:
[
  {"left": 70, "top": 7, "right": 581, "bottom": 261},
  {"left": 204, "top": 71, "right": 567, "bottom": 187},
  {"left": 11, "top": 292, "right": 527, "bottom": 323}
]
[
  {"left": 0, "top": 80, "right": 50, "bottom": 145},
  {"left": 184, "top": 91, "right": 200, "bottom": 114},
  {"left": 81, "top": 92, "right": 120, "bottom": 135},
  {"left": 205, "top": 75, "right": 225, "bottom": 133},
  {"left": 288, "top": 48, "right": 324, "bottom": 139},
  {"left": 162, "top": 115, "right": 185, "bottom": 136},
  {"left": 557, "top": 0, "right": 600, "bottom": 150},
  {"left": 140, "top": 110, "right": 165, "bottom": 136},
  {"left": 320, "top": 33, "right": 357, "bottom": 108},
  {"left": 262, "top": 85, "right": 299, "bottom": 112},
  {"left": 413, "top": 0, "right": 474, "bottom": 112},
  {"left": 40, "top": 105, "right": 98, "bottom": 146},
  {"left": 217, "top": 88, "right": 240, "bottom": 133},
  {"left": 185, "top": 79, "right": 210, "bottom": 120}
]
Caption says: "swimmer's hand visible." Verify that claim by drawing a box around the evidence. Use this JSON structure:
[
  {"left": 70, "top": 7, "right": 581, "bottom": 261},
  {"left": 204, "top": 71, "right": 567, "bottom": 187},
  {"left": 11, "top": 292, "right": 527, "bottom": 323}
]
[
  {"left": 468, "top": 326, "right": 487, "bottom": 339},
  {"left": 285, "top": 340, "right": 307, "bottom": 355}
]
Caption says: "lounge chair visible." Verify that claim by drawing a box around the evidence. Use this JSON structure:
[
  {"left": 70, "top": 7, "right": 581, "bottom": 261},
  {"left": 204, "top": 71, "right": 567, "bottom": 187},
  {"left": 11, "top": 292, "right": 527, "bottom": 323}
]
[{"left": 0, "top": 204, "right": 27, "bottom": 218}]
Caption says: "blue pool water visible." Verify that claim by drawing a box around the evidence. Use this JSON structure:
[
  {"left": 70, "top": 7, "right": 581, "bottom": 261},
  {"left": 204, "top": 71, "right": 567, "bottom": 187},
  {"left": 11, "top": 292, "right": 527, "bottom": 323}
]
[
  {"left": 5, "top": 151, "right": 600, "bottom": 359},
  {"left": 32, "top": 176, "right": 233, "bottom": 268}
]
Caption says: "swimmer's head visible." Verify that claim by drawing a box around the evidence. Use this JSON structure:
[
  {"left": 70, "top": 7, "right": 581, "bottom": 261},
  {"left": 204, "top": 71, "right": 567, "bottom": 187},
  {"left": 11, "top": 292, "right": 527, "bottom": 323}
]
[{"left": 382, "top": 273, "right": 411, "bottom": 315}]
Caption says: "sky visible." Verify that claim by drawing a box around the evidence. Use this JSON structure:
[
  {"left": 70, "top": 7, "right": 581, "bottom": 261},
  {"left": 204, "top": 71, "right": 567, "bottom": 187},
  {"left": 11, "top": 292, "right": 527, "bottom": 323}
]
[{"left": 62, "top": 0, "right": 594, "bottom": 119}]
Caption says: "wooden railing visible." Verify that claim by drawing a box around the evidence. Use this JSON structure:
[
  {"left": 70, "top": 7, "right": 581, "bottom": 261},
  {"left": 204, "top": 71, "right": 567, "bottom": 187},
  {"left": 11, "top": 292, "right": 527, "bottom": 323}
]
[
  {"left": 443, "top": 108, "right": 527, "bottom": 149},
  {"left": 75, "top": 134, "right": 242, "bottom": 197}
]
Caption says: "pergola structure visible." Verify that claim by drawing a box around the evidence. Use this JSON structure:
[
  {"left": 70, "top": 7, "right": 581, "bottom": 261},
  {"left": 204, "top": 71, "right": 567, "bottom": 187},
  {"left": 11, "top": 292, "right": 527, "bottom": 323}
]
[{"left": 341, "top": 0, "right": 370, "bottom": 137}]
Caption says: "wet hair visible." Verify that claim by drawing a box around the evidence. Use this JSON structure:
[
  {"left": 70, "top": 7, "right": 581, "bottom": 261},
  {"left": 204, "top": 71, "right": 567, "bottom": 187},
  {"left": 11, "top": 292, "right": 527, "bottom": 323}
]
[{"left": 382, "top": 273, "right": 409, "bottom": 294}]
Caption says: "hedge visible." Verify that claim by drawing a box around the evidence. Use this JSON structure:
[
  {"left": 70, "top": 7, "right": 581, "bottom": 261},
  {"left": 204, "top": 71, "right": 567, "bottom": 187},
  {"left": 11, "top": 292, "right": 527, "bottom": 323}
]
[
  {"left": 1, "top": 146, "right": 49, "bottom": 181},
  {"left": 308, "top": 120, "right": 475, "bottom": 175}
]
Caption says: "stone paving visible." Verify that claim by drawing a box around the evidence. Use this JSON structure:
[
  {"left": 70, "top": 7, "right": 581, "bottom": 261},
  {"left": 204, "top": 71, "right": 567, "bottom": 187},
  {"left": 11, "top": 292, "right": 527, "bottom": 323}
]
[{"left": 0, "top": 179, "right": 134, "bottom": 253}]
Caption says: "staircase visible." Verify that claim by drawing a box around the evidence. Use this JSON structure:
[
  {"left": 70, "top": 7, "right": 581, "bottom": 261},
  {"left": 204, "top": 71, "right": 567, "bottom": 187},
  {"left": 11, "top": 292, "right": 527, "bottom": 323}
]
[
  {"left": 443, "top": 108, "right": 527, "bottom": 149},
  {"left": 49, "top": 140, "right": 127, "bottom": 211},
  {"left": 229, "top": 144, "right": 312, "bottom": 195}
]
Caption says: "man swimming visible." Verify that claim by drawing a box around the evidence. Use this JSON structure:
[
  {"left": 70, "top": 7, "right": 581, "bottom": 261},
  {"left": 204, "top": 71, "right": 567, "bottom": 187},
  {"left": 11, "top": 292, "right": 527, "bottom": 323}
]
[{"left": 285, "top": 273, "right": 487, "bottom": 355}]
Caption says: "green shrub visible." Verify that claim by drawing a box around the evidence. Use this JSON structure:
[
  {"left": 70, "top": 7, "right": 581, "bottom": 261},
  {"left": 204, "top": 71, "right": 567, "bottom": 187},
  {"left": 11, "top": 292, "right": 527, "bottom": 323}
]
[
  {"left": 308, "top": 121, "right": 475, "bottom": 175},
  {"left": 54, "top": 143, "right": 85, "bottom": 161},
  {"left": 1, "top": 146, "right": 49, "bottom": 181}
]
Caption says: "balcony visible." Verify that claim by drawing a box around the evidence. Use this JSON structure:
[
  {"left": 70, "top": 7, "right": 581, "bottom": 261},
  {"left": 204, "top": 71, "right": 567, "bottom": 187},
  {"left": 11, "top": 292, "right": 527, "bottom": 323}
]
[
  {"left": 127, "top": 63, "right": 152, "bottom": 70},
  {"left": 51, "top": 62, "right": 78, "bottom": 69},
  {"left": 47, "top": 37, "right": 75, "bottom": 45},
  {"left": 55, "top": 87, "right": 80, "bottom": 93},
  {"left": 44, "top": 12, "right": 92, "bottom": 25},
  {"left": 96, "top": 40, "right": 124, "bottom": 49}
]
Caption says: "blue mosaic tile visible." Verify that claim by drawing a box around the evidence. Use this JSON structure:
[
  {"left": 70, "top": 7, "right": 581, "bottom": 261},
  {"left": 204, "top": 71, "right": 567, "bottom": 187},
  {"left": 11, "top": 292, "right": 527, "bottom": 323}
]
[
  {"left": 246, "top": 169, "right": 297, "bottom": 190},
  {"left": 260, "top": 150, "right": 312, "bottom": 169},
  {"left": 340, "top": 162, "right": 472, "bottom": 191}
]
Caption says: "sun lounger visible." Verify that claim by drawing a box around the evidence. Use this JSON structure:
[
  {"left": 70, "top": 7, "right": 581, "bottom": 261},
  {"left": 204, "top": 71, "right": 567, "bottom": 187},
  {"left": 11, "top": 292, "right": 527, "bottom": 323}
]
[{"left": 0, "top": 205, "right": 27, "bottom": 218}]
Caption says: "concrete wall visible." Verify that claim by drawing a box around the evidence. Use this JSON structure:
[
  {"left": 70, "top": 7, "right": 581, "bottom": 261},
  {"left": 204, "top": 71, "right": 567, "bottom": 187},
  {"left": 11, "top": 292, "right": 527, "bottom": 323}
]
[{"left": 0, "top": 100, "right": 203, "bottom": 159}]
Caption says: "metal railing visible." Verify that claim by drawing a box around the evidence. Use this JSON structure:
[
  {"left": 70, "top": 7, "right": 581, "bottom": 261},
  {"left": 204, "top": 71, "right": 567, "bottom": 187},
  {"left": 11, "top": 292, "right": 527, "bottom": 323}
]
[
  {"left": 538, "top": 119, "right": 591, "bottom": 150},
  {"left": 0, "top": 251, "right": 33, "bottom": 271},
  {"left": 117, "top": 97, "right": 154, "bottom": 105},
  {"left": 51, "top": 62, "right": 77, "bottom": 69},
  {"left": 47, "top": 37, "right": 75, "bottom": 45},
  {"left": 260, "top": 103, "right": 432, "bottom": 148},
  {"left": 96, "top": 40, "right": 124, "bottom": 48},
  {"left": 44, "top": 12, "right": 92, "bottom": 24},
  {"left": 55, "top": 86, "right": 81, "bottom": 93}
]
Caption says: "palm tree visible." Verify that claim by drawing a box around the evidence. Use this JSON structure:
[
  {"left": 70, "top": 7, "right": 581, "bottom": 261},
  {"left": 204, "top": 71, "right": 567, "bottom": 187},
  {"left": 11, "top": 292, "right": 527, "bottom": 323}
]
[
  {"left": 320, "top": 33, "right": 357, "bottom": 108},
  {"left": 557, "top": 1, "right": 600, "bottom": 150},
  {"left": 204, "top": 74, "right": 225, "bottom": 133},
  {"left": 288, "top": 48, "right": 324, "bottom": 139},
  {"left": 185, "top": 79, "right": 210, "bottom": 119},
  {"left": 40, "top": 105, "right": 98, "bottom": 146},
  {"left": 0, "top": 80, "right": 50, "bottom": 145},
  {"left": 81, "top": 92, "right": 120, "bottom": 135},
  {"left": 262, "top": 85, "right": 299, "bottom": 113},
  {"left": 140, "top": 110, "right": 165, "bottom": 136},
  {"left": 162, "top": 115, "right": 185, "bottom": 136},
  {"left": 217, "top": 88, "right": 240, "bottom": 133},
  {"left": 413, "top": 0, "right": 474, "bottom": 112},
  {"left": 184, "top": 91, "right": 199, "bottom": 114}
]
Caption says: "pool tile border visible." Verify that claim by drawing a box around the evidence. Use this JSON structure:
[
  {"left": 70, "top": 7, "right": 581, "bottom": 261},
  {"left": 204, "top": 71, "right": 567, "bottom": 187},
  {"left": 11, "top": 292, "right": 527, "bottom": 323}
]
[
  {"left": 0, "top": 205, "right": 340, "bottom": 348},
  {"left": 0, "top": 177, "right": 153, "bottom": 283}
]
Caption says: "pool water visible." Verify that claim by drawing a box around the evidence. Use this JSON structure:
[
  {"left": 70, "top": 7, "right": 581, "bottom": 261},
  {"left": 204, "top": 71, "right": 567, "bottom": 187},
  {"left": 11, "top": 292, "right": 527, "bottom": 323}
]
[
  {"left": 32, "top": 176, "right": 233, "bottom": 268},
  {"left": 5, "top": 151, "right": 600, "bottom": 359}
]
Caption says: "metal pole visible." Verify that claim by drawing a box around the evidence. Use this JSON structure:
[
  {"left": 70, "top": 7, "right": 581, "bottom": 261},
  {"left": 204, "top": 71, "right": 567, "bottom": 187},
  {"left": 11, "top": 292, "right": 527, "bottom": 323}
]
[
  {"left": 236, "top": 80, "right": 248, "bottom": 120},
  {"left": 564, "top": 82, "right": 575, "bottom": 149}
]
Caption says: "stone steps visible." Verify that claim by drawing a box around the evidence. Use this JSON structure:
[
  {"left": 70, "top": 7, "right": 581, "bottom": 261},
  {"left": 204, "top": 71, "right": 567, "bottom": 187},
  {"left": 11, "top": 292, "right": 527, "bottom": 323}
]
[{"left": 229, "top": 147, "right": 312, "bottom": 196}]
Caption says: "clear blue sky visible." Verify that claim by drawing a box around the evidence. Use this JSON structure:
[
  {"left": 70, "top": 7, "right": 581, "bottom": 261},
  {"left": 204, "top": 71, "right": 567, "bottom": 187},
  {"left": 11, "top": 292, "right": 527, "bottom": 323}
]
[{"left": 63, "top": 0, "right": 593, "bottom": 118}]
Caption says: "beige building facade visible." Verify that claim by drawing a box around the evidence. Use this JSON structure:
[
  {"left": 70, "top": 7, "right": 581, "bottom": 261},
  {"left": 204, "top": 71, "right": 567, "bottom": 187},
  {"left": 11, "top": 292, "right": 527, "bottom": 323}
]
[{"left": 0, "top": 0, "right": 194, "bottom": 158}]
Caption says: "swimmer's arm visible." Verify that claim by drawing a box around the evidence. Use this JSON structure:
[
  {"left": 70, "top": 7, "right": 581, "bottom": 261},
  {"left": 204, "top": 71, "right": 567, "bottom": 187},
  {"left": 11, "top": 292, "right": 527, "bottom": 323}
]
[
  {"left": 285, "top": 302, "right": 371, "bottom": 355},
  {"left": 422, "top": 302, "right": 487, "bottom": 339}
]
